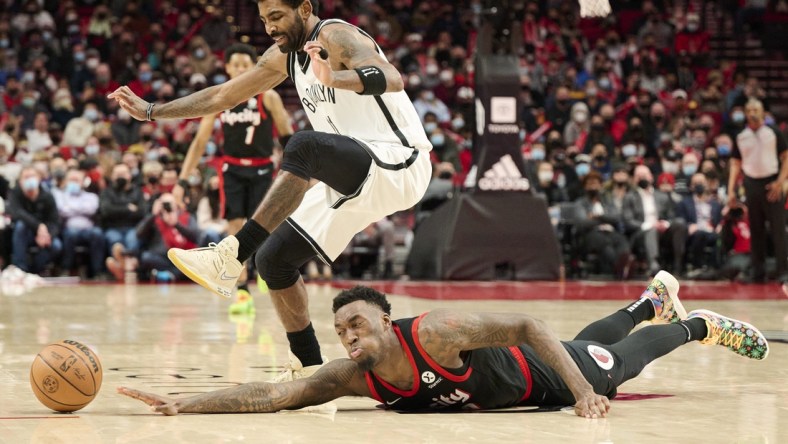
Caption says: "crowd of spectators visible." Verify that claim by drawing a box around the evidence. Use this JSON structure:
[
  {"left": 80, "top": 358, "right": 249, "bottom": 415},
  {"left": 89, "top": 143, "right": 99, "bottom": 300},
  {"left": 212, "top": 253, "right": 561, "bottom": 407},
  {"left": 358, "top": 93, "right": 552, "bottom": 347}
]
[{"left": 0, "top": 0, "right": 786, "bottom": 282}]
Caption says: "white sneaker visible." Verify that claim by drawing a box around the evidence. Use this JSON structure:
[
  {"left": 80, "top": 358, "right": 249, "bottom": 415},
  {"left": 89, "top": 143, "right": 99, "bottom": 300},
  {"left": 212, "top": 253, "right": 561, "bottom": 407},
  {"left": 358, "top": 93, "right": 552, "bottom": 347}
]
[
  {"left": 271, "top": 351, "right": 327, "bottom": 383},
  {"left": 168, "top": 236, "right": 243, "bottom": 299}
]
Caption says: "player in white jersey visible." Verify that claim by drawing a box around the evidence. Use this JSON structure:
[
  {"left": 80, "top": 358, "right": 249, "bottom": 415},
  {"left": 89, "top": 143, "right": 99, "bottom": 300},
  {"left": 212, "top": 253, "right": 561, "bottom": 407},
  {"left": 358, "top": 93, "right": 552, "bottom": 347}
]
[{"left": 108, "top": 0, "right": 432, "bottom": 379}]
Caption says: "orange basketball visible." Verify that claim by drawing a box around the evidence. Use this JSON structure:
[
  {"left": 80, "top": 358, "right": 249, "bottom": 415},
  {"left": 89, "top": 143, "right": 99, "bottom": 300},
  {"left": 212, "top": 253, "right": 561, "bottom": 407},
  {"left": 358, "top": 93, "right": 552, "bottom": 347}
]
[{"left": 29, "top": 340, "right": 103, "bottom": 412}]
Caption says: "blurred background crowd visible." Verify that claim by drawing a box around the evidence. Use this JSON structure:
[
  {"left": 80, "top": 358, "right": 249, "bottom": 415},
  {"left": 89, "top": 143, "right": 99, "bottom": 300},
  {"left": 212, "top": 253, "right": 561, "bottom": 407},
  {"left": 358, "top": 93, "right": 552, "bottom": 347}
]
[{"left": 0, "top": 0, "right": 787, "bottom": 283}]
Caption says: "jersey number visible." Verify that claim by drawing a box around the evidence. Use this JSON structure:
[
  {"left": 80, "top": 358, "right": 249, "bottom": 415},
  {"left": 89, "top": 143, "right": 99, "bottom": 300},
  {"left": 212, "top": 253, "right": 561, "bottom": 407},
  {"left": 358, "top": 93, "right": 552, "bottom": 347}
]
[{"left": 245, "top": 126, "right": 255, "bottom": 145}]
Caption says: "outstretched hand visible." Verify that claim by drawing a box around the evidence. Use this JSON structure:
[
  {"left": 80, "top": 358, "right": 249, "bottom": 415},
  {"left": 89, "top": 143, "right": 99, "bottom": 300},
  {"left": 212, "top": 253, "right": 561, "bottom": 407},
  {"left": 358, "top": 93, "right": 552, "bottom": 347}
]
[
  {"left": 118, "top": 386, "right": 180, "bottom": 416},
  {"left": 107, "top": 87, "right": 149, "bottom": 121},
  {"left": 573, "top": 392, "right": 610, "bottom": 419}
]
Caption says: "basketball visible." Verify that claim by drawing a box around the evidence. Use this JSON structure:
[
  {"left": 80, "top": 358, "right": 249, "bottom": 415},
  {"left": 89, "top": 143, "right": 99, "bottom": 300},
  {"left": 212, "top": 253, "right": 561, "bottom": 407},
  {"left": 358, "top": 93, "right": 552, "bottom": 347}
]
[{"left": 29, "top": 340, "right": 103, "bottom": 412}]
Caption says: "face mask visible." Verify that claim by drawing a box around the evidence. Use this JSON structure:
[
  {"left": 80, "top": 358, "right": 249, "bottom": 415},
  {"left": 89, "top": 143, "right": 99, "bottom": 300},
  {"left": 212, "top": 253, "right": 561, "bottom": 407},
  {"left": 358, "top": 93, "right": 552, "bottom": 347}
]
[
  {"left": 422, "top": 91, "right": 435, "bottom": 101},
  {"left": 686, "top": 23, "right": 699, "bottom": 32},
  {"left": 717, "top": 144, "right": 731, "bottom": 157},
  {"left": 538, "top": 171, "right": 553, "bottom": 183},
  {"left": 84, "top": 109, "right": 99, "bottom": 122},
  {"left": 682, "top": 164, "right": 697, "bottom": 176},
  {"left": 147, "top": 176, "right": 159, "bottom": 185},
  {"left": 614, "top": 180, "right": 628, "bottom": 187},
  {"left": 213, "top": 74, "right": 227, "bottom": 84},
  {"left": 637, "top": 179, "right": 651, "bottom": 190},
  {"left": 424, "top": 122, "right": 438, "bottom": 133},
  {"left": 586, "top": 87, "right": 598, "bottom": 97},
  {"left": 426, "top": 64, "right": 439, "bottom": 76},
  {"left": 193, "top": 48, "right": 206, "bottom": 59},
  {"left": 114, "top": 178, "right": 128, "bottom": 190},
  {"left": 188, "top": 175, "right": 201, "bottom": 186},
  {"left": 451, "top": 118, "right": 465, "bottom": 131},
  {"left": 205, "top": 141, "right": 217, "bottom": 156},
  {"left": 22, "top": 97, "right": 36, "bottom": 108},
  {"left": 22, "top": 177, "right": 40, "bottom": 191},
  {"left": 97, "top": 74, "right": 110, "bottom": 83},
  {"left": 764, "top": 116, "right": 776, "bottom": 126},
  {"left": 574, "top": 112, "right": 588, "bottom": 123},
  {"left": 732, "top": 111, "right": 745, "bottom": 123},
  {"left": 575, "top": 163, "right": 591, "bottom": 177},
  {"left": 85, "top": 144, "right": 100, "bottom": 156},
  {"left": 0, "top": 39, "right": 9, "bottom": 48},
  {"left": 586, "top": 189, "right": 600, "bottom": 199},
  {"left": 430, "top": 134, "right": 445, "bottom": 146},
  {"left": 139, "top": 71, "right": 153, "bottom": 83},
  {"left": 652, "top": 115, "right": 664, "bottom": 123},
  {"left": 439, "top": 71, "right": 453, "bottom": 82},
  {"left": 86, "top": 58, "right": 99, "bottom": 70},
  {"left": 693, "top": 184, "right": 706, "bottom": 195},
  {"left": 531, "top": 149, "right": 545, "bottom": 161},
  {"left": 622, "top": 144, "right": 638, "bottom": 157},
  {"left": 74, "top": 52, "right": 86, "bottom": 63},
  {"left": 599, "top": 78, "right": 611, "bottom": 90},
  {"left": 662, "top": 162, "right": 678, "bottom": 175},
  {"left": 152, "top": 80, "right": 164, "bottom": 92},
  {"left": 594, "top": 155, "right": 606, "bottom": 163},
  {"left": 53, "top": 169, "right": 66, "bottom": 181},
  {"left": 65, "top": 182, "right": 81, "bottom": 195}
]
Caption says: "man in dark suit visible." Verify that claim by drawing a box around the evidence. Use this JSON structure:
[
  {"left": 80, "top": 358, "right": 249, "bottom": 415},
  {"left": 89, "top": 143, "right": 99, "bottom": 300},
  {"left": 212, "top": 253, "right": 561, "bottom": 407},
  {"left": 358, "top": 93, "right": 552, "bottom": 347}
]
[
  {"left": 677, "top": 173, "right": 723, "bottom": 275},
  {"left": 623, "top": 165, "right": 687, "bottom": 276}
]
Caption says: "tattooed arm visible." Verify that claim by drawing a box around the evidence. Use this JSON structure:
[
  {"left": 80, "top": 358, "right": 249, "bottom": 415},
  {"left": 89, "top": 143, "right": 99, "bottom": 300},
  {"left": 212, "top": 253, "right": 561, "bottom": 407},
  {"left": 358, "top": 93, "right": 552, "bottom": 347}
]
[
  {"left": 108, "top": 45, "right": 289, "bottom": 122},
  {"left": 117, "top": 359, "right": 369, "bottom": 415},
  {"left": 418, "top": 310, "right": 609, "bottom": 418},
  {"left": 303, "top": 24, "right": 404, "bottom": 93}
]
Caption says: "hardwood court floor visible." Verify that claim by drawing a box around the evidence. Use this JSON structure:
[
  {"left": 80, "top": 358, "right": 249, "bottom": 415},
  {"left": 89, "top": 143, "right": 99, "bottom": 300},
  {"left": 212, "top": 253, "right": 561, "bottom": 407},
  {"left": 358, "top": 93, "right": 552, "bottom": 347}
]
[{"left": 0, "top": 280, "right": 786, "bottom": 443}]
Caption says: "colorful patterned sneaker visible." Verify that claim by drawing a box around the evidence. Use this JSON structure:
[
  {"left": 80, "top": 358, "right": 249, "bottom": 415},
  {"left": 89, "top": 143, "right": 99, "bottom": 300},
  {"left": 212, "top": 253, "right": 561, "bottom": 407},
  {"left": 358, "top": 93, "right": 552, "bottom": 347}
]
[
  {"left": 168, "top": 236, "right": 242, "bottom": 299},
  {"left": 641, "top": 270, "right": 687, "bottom": 324},
  {"left": 271, "top": 351, "right": 327, "bottom": 383},
  {"left": 687, "top": 309, "right": 770, "bottom": 360},
  {"left": 228, "top": 289, "right": 255, "bottom": 315}
]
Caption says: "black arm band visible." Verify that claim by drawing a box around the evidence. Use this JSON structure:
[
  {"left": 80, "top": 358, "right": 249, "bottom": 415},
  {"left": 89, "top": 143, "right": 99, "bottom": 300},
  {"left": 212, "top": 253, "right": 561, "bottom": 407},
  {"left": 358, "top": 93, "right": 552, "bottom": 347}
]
[
  {"left": 279, "top": 134, "right": 292, "bottom": 148},
  {"left": 354, "top": 66, "right": 387, "bottom": 96},
  {"left": 177, "top": 179, "right": 190, "bottom": 189}
]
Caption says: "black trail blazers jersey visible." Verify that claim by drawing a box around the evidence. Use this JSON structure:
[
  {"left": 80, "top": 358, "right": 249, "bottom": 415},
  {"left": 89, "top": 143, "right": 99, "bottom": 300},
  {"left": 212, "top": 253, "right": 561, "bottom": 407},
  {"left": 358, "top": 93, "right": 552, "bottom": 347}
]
[
  {"left": 220, "top": 95, "right": 274, "bottom": 158},
  {"left": 365, "top": 315, "right": 534, "bottom": 411}
]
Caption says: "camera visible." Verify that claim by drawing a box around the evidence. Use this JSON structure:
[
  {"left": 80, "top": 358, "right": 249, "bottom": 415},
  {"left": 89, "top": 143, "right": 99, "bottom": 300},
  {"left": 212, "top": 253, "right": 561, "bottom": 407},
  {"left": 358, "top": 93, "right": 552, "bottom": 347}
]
[{"left": 162, "top": 202, "right": 173, "bottom": 213}]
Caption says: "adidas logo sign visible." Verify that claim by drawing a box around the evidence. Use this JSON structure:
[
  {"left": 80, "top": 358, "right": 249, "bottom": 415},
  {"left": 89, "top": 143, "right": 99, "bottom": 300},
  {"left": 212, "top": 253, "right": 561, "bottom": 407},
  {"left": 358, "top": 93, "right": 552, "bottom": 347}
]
[{"left": 478, "top": 154, "right": 530, "bottom": 191}]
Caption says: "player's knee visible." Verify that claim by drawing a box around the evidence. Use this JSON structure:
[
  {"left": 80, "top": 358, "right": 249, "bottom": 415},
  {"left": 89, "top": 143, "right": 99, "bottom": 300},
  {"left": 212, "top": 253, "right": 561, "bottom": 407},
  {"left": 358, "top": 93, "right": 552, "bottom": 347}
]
[
  {"left": 255, "top": 242, "right": 301, "bottom": 290},
  {"left": 281, "top": 131, "right": 321, "bottom": 179}
]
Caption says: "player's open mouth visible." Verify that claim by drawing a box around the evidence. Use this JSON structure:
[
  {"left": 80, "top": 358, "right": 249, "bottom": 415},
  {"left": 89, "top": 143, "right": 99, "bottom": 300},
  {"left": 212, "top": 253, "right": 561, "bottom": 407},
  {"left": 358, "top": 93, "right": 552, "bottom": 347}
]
[
  {"left": 350, "top": 348, "right": 363, "bottom": 358},
  {"left": 273, "top": 35, "right": 286, "bottom": 45}
]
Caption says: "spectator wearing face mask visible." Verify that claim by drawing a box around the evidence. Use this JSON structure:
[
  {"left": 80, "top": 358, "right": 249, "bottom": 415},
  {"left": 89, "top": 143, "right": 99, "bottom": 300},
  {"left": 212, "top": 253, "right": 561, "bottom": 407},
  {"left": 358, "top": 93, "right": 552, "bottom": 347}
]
[
  {"left": 674, "top": 152, "right": 699, "bottom": 197},
  {"left": 564, "top": 102, "right": 591, "bottom": 148},
  {"left": 12, "top": 90, "right": 47, "bottom": 132},
  {"left": 188, "top": 36, "right": 217, "bottom": 76},
  {"left": 414, "top": 88, "right": 451, "bottom": 123},
  {"left": 50, "top": 88, "right": 76, "bottom": 129},
  {"left": 426, "top": 128, "right": 461, "bottom": 173},
  {"left": 62, "top": 101, "right": 102, "bottom": 148},
  {"left": 604, "top": 167, "right": 631, "bottom": 213},
  {"left": 7, "top": 166, "right": 62, "bottom": 275},
  {"left": 140, "top": 160, "right": 164, "bottom": 202},
  {"left": 129, "top": 62, "right": 154, "bottom": 98},
  {"left": 534, "top": 161, "right": 569, "bottom": 207},
  {"left": 567, "top": 154, "right": 592, "bottom": 201},
  {"left": 677, "top": 173, "right": 723, "bottom": 278},
  {"left": 111, "top": 108, "right": 142, "bottom": 147},
  {"left": 584, "top": 115, "right": 616, "bottom": 157},
  {"left": 100, "top": 163, "right": 145, "bottom": 280},
  {"left": 53, "top": 168, "right": 106, "bottom": 278},
  {"left": 546, "top": 86, "right": 573, "bottom": 133},
  {"left": 623, "top": 165, "right": 687, "bottom": 276},
  {"left": 569, "top": 171, "right": 632, "bottom": 278},
  {"left": 136, "top": 193, "right": 201, "bottom": 282}
]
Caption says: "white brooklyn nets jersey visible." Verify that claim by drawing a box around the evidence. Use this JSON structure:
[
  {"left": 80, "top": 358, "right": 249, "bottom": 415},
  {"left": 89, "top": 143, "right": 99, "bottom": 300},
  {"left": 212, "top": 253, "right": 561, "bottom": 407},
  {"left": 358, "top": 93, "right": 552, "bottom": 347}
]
[{"left": 288, "top": 19, "right": 432, "bottom": 151}]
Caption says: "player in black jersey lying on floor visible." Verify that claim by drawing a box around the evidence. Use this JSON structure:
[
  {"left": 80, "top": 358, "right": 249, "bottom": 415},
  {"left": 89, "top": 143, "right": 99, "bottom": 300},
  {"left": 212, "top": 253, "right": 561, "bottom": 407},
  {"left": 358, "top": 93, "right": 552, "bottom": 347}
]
[{"left": 118, "top": 271, "right": 768, "bottom": 418}]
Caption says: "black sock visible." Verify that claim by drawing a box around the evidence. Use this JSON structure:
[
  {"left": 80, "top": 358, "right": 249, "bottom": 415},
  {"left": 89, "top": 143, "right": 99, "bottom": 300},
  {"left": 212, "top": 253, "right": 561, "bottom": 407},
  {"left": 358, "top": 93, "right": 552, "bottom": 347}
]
[
  {"left": 237, "top": 283, "right": 249, "bottom": 293},
  {"left": 680, "top": 318, "right": 708, "bottom": 342},
  {"left": 235, "top": 220, "right": 270, "bottom": 263},
  {"left": 286, "top": 323, "right": 323, "bottom": 366},
  {"left": 620, "top": 297, "right": 656, "bottom": 326}
]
